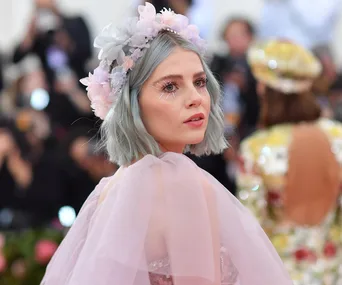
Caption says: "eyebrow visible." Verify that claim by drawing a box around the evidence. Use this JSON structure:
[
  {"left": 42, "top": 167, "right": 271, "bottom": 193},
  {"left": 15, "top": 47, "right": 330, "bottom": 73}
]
[{"left": 152, "top": 71, "right": 206, "bottom": 86}]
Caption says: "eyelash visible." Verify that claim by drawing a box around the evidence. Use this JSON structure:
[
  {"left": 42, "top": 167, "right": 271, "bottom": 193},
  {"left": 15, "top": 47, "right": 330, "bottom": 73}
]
[{"left": 161, "top": 77, "right": 208, "bottom": 94}]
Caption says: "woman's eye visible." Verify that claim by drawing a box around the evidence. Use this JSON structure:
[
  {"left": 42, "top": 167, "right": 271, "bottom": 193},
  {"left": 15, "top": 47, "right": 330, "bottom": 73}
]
[
  {"left": 162, "top": 83, "right": 178, "bottom": 93},
  {"left": 195, "top": 78, "right": 208, "bottom": 88}
]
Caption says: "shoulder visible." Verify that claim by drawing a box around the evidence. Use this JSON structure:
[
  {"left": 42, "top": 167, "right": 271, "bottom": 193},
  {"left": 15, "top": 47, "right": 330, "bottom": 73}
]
[
  {"left": 91, "top": 176, "right": 112, "bottom": 199},
  {"left": 125, "top": 152, "right": 211, "bottom": 193},
  {"left": 127, "top": 152, "right": 199, "bottom": 177},
  {"left": 317, "top": 118, "right": 342, "bottom": 138}
]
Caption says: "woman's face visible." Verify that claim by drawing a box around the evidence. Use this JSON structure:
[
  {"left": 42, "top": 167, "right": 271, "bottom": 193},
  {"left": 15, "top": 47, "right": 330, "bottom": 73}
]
[{"left": 139, "top": 47, "right": 211, "bottom": 153}]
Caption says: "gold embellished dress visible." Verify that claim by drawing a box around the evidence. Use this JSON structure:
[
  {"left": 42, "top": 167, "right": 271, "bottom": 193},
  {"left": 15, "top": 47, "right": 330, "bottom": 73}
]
[{"left": 237, "top": 118, "right": 342, "bottom": 284}]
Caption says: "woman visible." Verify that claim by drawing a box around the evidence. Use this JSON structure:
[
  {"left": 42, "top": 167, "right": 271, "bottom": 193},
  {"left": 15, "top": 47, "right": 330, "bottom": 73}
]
[
  {"left": 41, "top": 4, "right": 292, "bottom": 285},
  {"left": 237, "top": 40, "right": 342, "bottom": 284}
]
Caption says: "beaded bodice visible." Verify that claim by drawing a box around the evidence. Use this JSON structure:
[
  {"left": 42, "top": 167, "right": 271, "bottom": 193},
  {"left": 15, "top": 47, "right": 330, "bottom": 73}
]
[{"left": 148, "top": 247, "right": 239, "bottom": 285}]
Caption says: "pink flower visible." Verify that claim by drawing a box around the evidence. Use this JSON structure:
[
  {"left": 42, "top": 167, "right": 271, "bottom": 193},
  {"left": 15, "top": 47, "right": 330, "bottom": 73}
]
[
  {"left": 169, "top": 14, "right": 189, "bottom": 33},
  {"left": 80, "top": 67, "right": 109, "bottom": 86},
  {"left": 181, "top": 24, "right": 200, "bottom": 40},
  {"left": 80, "top": 67, "right": 113, "bottom": 120},
  {"left": 267, "top": 191, "right": 282, "bottom": 206},
  {"left": 122, "top": 56, "right": 134, "bottom": 71},
  {"left": 0, "top": 253, "right": 6, "bottom": 273},
  {"left": 35, "top": 240, "right": 58, "bottom": 265},
  {"left": 87, "top": 82, "right": 113, "bottom": 120},
  {"left": 160, "top": 8, "right": 176, "bottom": 26},
  {"left": 294, "top": 247, "right": 317, "bottom": 263},
  {"left": 11, "top": 259, "right": 26, "bottom": 278},
  {"left": 93, "top": 66, "right": 109, "bottom": 82},
  {"left": 324, "top": 241, "right": 337, "bottom": 258},
  {"left": 294, "top": 248, "right": 309, "bottom": 262}
]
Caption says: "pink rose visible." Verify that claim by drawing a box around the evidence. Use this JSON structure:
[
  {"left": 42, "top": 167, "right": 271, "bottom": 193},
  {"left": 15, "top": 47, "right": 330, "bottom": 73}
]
[
  {"left": 0, "top": 253, "right": 6, "bottom": 273},
  {"left": 35, "top": 240, "right": 58, "bottom": 265}
]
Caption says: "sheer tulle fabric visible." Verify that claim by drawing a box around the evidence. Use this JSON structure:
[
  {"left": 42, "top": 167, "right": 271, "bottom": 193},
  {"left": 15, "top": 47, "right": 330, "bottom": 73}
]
[{"left": 41, "top": 153, "right": 292, "bottom": 285}]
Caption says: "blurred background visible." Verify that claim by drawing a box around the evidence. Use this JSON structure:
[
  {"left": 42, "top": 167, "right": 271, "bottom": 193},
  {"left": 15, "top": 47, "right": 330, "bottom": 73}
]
[{"left": 0, "top": 0, "right": 341, "bottom": 284}]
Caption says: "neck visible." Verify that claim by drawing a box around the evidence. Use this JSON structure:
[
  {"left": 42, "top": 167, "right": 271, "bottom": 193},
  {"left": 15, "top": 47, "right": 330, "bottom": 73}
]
[
  {"left": 126, "top": 144, "right": 185, "bottom": 167},
  {"left": 159, "top": 143, "right": 185, "bottom": 154}
]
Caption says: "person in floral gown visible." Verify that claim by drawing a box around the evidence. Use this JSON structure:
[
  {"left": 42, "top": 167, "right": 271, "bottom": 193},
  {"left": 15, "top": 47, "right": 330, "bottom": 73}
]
[{"left": 237, "top": 40, "right": 342, "bottom": 285}]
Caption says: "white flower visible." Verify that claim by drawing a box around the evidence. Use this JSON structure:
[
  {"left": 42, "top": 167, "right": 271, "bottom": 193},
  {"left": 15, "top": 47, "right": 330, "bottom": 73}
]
[{"left": 138, "top": 2, "right": 157, "bottom": 21}]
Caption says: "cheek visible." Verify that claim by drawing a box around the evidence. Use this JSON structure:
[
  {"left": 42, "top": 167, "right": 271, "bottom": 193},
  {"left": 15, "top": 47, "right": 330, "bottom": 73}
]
[
  {"left": 203, "top": 94, "right": 211, "bottom": 115},
  {"left": 140, "top": 99, "right": 175, "bottom": 135}
]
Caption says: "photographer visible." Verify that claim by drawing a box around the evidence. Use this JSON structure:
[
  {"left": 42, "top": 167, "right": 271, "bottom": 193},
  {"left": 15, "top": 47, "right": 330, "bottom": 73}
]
[
  {"left": 12, "top": 59, "right": 92, "bottom": 137},
  {"left": 211, "top": 17, "right": 259, "bottom": 139},
  {"left": 12, "top": 0, "right": 92, "bottom": 87}
]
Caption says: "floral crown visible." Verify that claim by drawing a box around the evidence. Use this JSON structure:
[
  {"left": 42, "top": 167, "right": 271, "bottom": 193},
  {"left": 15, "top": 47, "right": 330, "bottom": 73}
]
[{"left": 80, "top": 2, "right": 206, "bottom": 120}]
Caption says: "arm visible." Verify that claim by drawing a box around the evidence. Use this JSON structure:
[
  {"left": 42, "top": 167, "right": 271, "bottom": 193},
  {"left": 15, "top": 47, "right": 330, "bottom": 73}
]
[
  {"left": 151, "top": 155, "right": 222, "bottom": 285},
  {"left": 12, "top": 17, "right": 38, "bottom": 63},
  {"left": 163, "top": 171, "right": 221, "bottom": 285},
  {"left": 0, "top": 131, "right": 32, "bottom": 189},
  {"left": 54, "top": 74, "right": 91, "bottom": 114},
  {"left": 64, "top": 88, "right": 92, "bottom": 114},
  {"left": 6, "top": 151, "right": 32, "bottom": 189},
  {"left": 63, "top": 16, "right": 92, "bottom": 67}
]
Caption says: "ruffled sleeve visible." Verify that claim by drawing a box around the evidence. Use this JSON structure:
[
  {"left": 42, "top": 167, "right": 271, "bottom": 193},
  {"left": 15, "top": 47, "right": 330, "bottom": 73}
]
[
  {"left": 41, "top": 177, "right": 111, "bottom": 285},
  {"left": 41, "top": 153, "right": 292, "bottom": 285}
]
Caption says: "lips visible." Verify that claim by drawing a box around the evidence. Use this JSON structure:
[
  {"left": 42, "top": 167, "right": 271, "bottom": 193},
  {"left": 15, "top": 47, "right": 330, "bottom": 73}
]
[{"left": 184, "top": 113, "right": 205, "bottom": 123}]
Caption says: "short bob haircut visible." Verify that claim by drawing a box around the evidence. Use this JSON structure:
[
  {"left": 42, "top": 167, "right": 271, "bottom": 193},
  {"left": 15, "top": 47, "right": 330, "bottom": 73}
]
[
  {"left": 101, "top": 31, "right": 227, "bottom": 166},
  {"left": 259, "top": 86, "right": 321, "bottom": 128}
]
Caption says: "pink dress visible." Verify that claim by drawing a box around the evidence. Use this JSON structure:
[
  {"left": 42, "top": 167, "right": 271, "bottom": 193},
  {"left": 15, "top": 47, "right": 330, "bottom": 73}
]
[{"left": 41, "top": 152, "right": 292, "bottom": 285}]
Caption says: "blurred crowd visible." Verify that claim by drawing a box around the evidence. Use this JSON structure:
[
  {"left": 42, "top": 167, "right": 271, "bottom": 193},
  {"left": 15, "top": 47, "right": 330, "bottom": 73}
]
[
  {"left": 0, "top": 0, "right": 341, "bottom": 235},
  {"left": 0, "top": 0, "right": 342, "bottom": 283},
  {"left": 0, "top": 0, "right": 117, "bottom": 231}
]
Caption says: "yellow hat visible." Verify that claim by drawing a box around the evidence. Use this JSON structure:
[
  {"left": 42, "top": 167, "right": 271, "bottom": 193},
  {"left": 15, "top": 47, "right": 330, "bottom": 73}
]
[{"left": 247, "top": 40, "right": 322, "bottom": 93}]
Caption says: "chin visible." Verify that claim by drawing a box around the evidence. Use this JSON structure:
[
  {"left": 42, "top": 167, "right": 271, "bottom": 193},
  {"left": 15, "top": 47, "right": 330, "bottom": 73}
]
[{"left": 185, "top": 133, "right": 205, "bottom": 145}]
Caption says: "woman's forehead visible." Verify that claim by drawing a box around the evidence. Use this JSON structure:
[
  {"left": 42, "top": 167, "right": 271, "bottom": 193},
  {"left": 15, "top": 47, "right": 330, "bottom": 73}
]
[{"left": 150, "top": 48, "right": 203, "bottom": 79}]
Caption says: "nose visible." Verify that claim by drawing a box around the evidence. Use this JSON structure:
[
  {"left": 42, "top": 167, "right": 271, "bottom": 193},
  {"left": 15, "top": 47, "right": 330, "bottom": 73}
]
[{"left": 186, "top": 87, "right": 203, "bottom": 108}]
